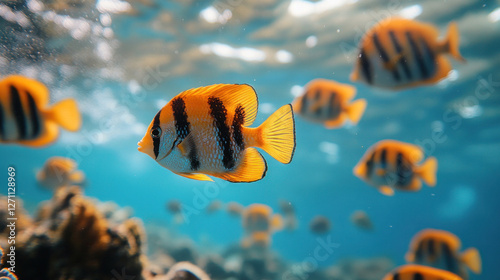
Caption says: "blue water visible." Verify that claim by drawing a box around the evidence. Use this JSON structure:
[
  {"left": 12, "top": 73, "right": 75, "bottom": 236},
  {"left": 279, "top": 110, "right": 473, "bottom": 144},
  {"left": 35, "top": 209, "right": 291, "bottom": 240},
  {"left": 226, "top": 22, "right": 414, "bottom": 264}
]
[{"left": 1, "top": 0, "right": 499, "bottom": 279}]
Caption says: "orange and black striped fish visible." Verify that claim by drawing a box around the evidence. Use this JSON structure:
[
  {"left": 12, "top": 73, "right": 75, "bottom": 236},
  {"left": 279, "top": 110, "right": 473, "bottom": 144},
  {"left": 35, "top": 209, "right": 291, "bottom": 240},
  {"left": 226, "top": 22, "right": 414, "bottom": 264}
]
[
  {"left": 36, "top": 156, "right": 85, "bottom": 190},
  {"left": 292, "top": 79, "right": 366, "bottom": 129},
  {"left": 351, "top": 18, "right": 465, "bottom": 90},
  {"left": 0, "top": 75, "right": 81, "bottom": 147},
  {"left": 241, "top": 203, "right": 283, "bottom": 248},
  {"left": 383, "top": 264, "right": 464, "bottom": 280},
  {"left": 353, "top": 140, "right": 437, "bottom": 196},
  {"left": 138, "top": 84, "right": 296, "bottom": 183},
  {"left": 405, "top": 229, "right": 481, "bottom": 279}
]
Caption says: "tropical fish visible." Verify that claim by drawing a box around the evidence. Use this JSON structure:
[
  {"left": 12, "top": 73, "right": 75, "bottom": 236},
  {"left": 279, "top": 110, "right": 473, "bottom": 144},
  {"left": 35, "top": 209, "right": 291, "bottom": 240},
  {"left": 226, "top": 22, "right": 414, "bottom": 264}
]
[
  {"left": 166, "top": 200, "right": 184, "bottom": 224},
  {"left": 383, "top": 264, "right": 463, "bottom": 280},
  {"left": 309, "top": 215, "right": 331, "bottom": 234},
  {"left": 279, "top": 199, "right": 298, "bottom": 231},
  {"left": 241, "top": 203, "right": 283, "bottom": 248},
  {"left": 138, "top": 84, "right": 296, "bottom": 183},
  {"left": 226, "top": 201, "right": 244, "bottom": 217},
  {"left": 292, "top": 79, "right": 366, "bottom": 129},
  {"left": 350, "top": 210, "right": 373, "bottom": 231},
  {"left": 350, "top": 18, "right": 465, "bottom": 90},
  {"left": 36, "top": 156, "right": 85, "bottom": 190},
  {"left": 164, "top": 261, "right": 211, "bottom": 280},
  {"left": 353, "top": 140, "right": 438, "bottom": 196},
  {"left": 0, "top": 75, "right": 81, "bottom": 147},
  {"left": 405, "top": 229, "right": 481, "bottom": 279},
  {"left": 206, "top": 200, "right": 222, "bottom": 214}
]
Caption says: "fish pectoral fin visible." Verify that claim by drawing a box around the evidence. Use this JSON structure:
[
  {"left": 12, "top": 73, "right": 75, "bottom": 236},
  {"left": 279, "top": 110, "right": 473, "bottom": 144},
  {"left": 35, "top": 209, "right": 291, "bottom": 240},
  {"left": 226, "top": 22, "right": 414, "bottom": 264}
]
[
  {"left": 379, "top": 185, "right": 394, "bottom": 196},
  {"left": 376, "top": 168, "right": 386, "bottom": 176},
  {"left": 383, "top": 53, "right": 405, "bottom": 71},
  {"left": 216, "top": 148, "right": 267, "bottom": 183},
  {"left": 271, "top": 214, "right": 284, "bottom": 231},
  {"left": 176, "top": 132, "right": 196, "bottom": 157},
  {"left": 18, "top": 122, "right": 59, "bottom": 147},
  {"left": 175, "top": 172, "right": 214, "bottom": 182}
]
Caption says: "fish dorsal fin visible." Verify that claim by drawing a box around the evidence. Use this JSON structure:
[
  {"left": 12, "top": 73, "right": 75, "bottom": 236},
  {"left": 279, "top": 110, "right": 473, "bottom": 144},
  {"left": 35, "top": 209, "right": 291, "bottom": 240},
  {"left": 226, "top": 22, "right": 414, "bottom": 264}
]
[
  {"left": 2, "top": 75, "right": 50, "bottom": 107},
  {"left": 378, "top": 140, "right": 424, "bottom": 163},
  {"left": 175, "top": 172, "right": 214, "bottom": 182},
  {"left": 177, "top": 84, "right": 258, "bottom": 126}
]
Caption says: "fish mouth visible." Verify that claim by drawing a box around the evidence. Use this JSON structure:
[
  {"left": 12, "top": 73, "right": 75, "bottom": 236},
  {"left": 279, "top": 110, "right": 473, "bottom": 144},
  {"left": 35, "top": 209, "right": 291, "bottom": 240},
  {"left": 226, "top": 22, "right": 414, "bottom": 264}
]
[{"left": 137, "top": 140, "right": 145, "bottom": 153}]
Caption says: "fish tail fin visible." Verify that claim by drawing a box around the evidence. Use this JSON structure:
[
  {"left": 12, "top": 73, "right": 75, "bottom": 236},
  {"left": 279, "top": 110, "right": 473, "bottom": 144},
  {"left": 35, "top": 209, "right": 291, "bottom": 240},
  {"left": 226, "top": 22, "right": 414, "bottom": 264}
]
[
  {"left": 461, "top": 247, "right": 481, "bottom": 274},
  {"left": 256, "top": 104, "right": 296, "bottom": 164},
  {"left": 416, "top": 157, "right": 438, "bottom": 186},
  {"left": 45, "top": 99, "right": 82, "bottom": 132},
  {"left": 441, "top": 22, "right": 465, "bottom": 62},
  {"left": 345, "top": 98, "right": 367, "bottom": 125}
]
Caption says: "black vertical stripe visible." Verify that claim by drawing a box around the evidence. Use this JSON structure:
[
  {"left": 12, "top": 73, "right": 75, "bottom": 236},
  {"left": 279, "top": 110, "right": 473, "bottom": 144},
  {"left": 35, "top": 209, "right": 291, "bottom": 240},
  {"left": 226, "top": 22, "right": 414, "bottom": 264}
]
[
  {"left": 0, "top": 103, "right": 4, "bottom": 140},
  {"left": 393, "top": 272, "right": 400, "bottom": 280},
  {"left": 427, "top": 238, "right": 435, "bottom": 259},
  {"left": 232, "top": 105, "right": 245, "bottom": 150},
  {"left": 10, "top": 85, "right": 27, "bottom": 140},
  {"left": 152, "top": 110, "right": 161, "bottom": 159},
  {"left": 26, "top": 91, "right": 40, "bottom": 138},
  {"left": 300, "top": 92, "right": 309, "bottom": 115},
  {"left": 389, "top": 31, "right": 412, "bottom": 80},
  {"left": 413, "top": 273, "right": 424, "bottom": 280},
  {"left": 326, "top": 92, "right": 338, "bottom": 119},
  {"left": 396, "top": 152, "right": 412, "bottom": 187},
  {"left": 359, "top": 49, "right": 373, "bottom": 84},
  {"left": 373, "top": 32, "right": 400, "bottom": 81},
  {"left": 406, "top": 32, "right": 429, "bottom": 79},
  {"left": 312, "top": 90, "right": 322, "bottom": 116},
  {"left": 171, "top": 98, "right": 200, "bottom": 170},
  {"left": 365, "top": 152, "right": 375, "bottom": 178},
  {"left": 380, "top": 149, "right": 387, "bottom": 168},
  {"left": 442, "top": 242, "right": 456, "bottom": 273},
  {"left": 415, "top": 241, "right": 424, "bottom": 262},
  {"left": 420, "top": 37, "right": 436, "bottom": 76},
  {"left": 208, "top": 97, "right": 234, "bottom": 170}
]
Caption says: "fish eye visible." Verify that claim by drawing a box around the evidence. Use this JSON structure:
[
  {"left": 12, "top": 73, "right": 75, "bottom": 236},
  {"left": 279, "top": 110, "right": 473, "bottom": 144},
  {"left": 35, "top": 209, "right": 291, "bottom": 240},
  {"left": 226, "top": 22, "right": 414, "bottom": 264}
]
[{"left": 150, "top": 127, "right": 161, "bottom": 138}]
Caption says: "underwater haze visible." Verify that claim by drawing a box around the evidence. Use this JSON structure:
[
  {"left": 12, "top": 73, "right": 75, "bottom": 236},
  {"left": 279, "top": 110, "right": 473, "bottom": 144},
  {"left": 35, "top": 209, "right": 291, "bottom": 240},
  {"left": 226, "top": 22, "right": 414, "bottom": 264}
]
[{"left": 1, "top": 0, "right": 499, "bottom": 279}]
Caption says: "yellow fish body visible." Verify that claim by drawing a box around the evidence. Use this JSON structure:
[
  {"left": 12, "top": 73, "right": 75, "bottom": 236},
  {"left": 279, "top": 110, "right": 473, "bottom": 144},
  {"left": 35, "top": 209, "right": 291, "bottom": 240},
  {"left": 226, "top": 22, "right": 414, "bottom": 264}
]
[
  {"left": 36, "top": 156, "right": 85, "bottom": 190},
  {"left": 353, "top": 140, "right": 438, "bottom": 196},
  {"left": 0, "top": 75, "right": 81, "bottom": 147},
  {"left": 406, "top": 229, "right": 482, "bottom": 279},
  {"left": 138, "top": 84, "right": 296, "bottom": 183},
  {"left": 351, "top": 18, "right": 464, "bottom": 90},
  {"left": 383, "top": 264, "right": 464, "bottom": 280},
  {"left": 292, "top": 79, "right": 367, "bottom": 129}
]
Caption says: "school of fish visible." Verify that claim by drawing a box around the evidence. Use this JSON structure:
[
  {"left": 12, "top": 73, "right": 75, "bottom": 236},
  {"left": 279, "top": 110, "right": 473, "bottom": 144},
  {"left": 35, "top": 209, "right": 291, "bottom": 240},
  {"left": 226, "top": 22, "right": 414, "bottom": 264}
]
[{"left": 2, "top": 14, "right": 481, "bottom": 280}]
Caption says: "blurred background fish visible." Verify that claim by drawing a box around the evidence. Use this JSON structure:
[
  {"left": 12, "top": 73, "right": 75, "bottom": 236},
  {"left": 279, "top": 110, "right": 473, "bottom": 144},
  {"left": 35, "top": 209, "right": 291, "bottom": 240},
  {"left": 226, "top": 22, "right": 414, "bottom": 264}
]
[
  {"left": 351, "top": 18, "right": 465, "bottom": 90},
  {"left": 36, "top": 156, "right": 85, "bottom": 191},
  {"left": 405, "top": 229, "right": 481, "bottom": 279},
  {"left": 292, "top": 78, "right": 367, "bottom": 129},
  {"left": 353, "top": 140, "right": 438, "bottom": 196},
  {"left": 382, "top": 264, "right": 464, "bottom": 280},
  {"left": 309, "top": 215, "right": 331, "bottom": 234},
  {"left": 0, "top": 75, "right": 81, "bottom": 147}
]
